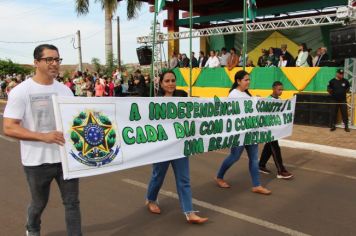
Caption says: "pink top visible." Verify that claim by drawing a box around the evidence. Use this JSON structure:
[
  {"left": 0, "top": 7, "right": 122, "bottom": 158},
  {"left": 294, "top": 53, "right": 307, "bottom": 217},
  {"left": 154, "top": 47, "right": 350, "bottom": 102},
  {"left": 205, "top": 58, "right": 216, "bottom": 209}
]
[
  {"left": 65, "top": 81, "right": 73, "bottom": 89},
  {"left": 95, "top": 83, "right": 105, "bottom": 97}
]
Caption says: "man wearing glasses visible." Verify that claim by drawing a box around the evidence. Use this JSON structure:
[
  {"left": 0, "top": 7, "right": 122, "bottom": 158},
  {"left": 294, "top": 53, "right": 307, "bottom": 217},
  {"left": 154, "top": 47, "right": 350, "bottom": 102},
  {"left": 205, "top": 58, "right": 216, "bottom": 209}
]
[{"left": 3, "top": 44, "right": 82, "bottom": 236}]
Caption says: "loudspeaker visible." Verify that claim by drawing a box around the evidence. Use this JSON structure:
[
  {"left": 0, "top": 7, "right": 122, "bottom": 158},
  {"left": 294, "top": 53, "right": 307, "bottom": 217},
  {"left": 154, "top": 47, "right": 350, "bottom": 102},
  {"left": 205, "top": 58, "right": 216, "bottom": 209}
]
[
  {"left": 294, "top": 93, "right": 333, "bottom": 127},
  {"left": 136, "top": 46, "right": 152, "bottom": 66},
  {"left": 310, "top": 111, "right": 332, "bottom": 127},
  {"left": 331, "top": 43, "right": 356, "bottom": 60},
  {"left": 330, "top": 25, "right": 356, "bottom": 60},
  {"left": 330, "top": 25, "right": 356, "bottom": 45},
  {"left": 294, "top": 109, "right": 310, "bottom": 125}
]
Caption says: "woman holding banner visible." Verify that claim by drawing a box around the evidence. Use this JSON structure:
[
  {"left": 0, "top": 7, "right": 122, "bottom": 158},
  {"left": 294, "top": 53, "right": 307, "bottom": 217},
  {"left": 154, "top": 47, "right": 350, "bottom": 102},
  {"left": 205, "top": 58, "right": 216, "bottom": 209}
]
[
  {"left": 215, "top": 70, "right": 272, "bottom": 195},
  {"left": 145, "top": 71, "right": 208, "bottom": 224}
]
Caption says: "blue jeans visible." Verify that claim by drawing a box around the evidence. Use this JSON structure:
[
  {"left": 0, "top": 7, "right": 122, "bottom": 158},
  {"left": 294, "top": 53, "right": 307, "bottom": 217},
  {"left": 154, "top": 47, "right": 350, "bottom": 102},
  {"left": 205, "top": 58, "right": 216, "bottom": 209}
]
[
  {"left": 146, "top": 157, "right": 194, "bottom": 214},
  {"left": 217, "top": 144, "right": 260, "bottom": 187},
  {"left": 24, "top": 163, "right": 82, "bottom": 236}
]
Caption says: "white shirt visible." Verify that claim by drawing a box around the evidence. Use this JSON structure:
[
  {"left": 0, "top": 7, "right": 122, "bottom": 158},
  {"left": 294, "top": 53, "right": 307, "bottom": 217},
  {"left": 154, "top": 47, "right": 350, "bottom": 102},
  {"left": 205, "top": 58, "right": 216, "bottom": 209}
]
[
  {"left": 220, "top": 52, "right": 231, "bottom": 66},
  {"left": 228, "top": 89, "right": 251, "bottom": 98},
  {"left": 4, "top": 78, "right": 74, "bottom": 166},
  {"left": 296, "top": 51, "right": 309, "bottom": 67},
  {"left": 205, "top": 56, "right": 220, "bottom": 68}
]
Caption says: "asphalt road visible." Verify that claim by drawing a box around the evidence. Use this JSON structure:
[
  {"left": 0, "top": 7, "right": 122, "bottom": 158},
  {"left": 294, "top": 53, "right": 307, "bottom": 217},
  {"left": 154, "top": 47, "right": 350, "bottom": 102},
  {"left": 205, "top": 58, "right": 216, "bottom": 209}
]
[{"left": 0, "top": 105, "right": 356, "bottom": 236}]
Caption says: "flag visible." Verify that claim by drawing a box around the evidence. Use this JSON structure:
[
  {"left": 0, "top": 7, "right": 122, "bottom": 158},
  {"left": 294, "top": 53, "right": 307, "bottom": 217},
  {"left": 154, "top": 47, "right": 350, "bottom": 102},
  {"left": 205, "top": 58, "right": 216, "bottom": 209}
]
[
  {"left": 247, "top": 0, "right": 257, "bottom": 21},
  {"left": 155, "top": 0, "right": 166, "bottom": 13}
]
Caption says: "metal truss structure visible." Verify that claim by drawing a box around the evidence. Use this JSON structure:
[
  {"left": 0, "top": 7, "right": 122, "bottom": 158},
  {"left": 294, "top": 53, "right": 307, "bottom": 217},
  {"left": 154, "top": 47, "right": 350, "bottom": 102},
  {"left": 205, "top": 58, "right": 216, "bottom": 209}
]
[
  {"left": 137, "top": 13, "right": 343, "bottom": 43},
  {"left": 344, "top": 58, "right": 356, "bottom": 127},
  {"left": 149, "top": 21, "right": 164, "bottom": 95}
]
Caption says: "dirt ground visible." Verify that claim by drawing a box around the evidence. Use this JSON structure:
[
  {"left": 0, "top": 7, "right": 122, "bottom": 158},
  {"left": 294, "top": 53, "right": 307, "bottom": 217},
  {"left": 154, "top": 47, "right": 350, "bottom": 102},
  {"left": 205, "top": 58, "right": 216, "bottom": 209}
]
[{"left": 287, "top": 124, "right": 356, "bottom": 150}]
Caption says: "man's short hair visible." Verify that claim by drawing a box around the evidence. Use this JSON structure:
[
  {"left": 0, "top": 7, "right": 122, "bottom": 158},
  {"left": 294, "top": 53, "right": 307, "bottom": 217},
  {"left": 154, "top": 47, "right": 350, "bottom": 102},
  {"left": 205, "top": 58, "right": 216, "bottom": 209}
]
[
  {"left": 33, "top": 44, "right": 59, "bottom": 60},
  {"left": 230, "top": 47, "right": 236, "bottom": 53},
  {"left": 272, "top": 81, "right": 283, "bottom": 88},
  {"left": 221, "top": 47, "right": 227, "bottom": 51},
  {"left": 135, "top": 69, "right": 141, "bottom": 74}
]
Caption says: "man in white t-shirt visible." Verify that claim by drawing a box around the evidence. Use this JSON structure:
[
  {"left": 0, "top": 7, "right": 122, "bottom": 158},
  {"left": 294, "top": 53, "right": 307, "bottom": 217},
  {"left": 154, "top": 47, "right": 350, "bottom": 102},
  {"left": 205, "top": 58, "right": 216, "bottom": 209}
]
[
  {"left": 205, "top": 50, "right": 220, "bottom": 68},
  {"left": 3, "top": 44, "right": 82, "bottom": 236}
]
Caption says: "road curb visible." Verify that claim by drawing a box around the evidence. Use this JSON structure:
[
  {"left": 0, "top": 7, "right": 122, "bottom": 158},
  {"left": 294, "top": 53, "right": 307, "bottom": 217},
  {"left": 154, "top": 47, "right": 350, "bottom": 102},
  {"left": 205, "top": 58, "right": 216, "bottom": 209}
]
[{"left": 280, "top": 139, "right": 356, "bottom": 159}]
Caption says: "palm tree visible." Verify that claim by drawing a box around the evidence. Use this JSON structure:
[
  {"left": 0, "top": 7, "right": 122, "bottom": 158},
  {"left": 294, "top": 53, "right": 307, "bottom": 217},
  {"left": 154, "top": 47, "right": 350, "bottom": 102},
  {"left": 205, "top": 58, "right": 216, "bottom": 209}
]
[{"left": 75, "top": 0, "right": 142, "bottom": 66}]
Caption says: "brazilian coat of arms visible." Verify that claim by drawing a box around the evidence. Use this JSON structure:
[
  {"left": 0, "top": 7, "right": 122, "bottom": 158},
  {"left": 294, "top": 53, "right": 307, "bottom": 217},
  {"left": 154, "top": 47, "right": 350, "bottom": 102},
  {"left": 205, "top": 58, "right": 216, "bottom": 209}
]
[{"left": 69, "top": 111, "right": 120, "bottom": 167}]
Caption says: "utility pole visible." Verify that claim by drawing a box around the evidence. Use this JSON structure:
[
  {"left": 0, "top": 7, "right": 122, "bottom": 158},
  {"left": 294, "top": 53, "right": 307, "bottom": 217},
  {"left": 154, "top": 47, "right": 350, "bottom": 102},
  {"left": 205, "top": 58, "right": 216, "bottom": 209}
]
[
  {"left": 117, "top": 16, "right": 121, "bottom": 70},
  {"left": 77, "top": 30, "right": 83, "bottom": 72}
]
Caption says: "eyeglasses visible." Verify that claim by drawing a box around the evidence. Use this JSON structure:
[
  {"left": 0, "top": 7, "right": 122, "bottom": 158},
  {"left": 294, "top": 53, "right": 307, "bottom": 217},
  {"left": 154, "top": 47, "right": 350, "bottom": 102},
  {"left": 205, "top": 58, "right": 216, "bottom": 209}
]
[{"left": 38, "top": 57, "right": 63, "bottom": 65}]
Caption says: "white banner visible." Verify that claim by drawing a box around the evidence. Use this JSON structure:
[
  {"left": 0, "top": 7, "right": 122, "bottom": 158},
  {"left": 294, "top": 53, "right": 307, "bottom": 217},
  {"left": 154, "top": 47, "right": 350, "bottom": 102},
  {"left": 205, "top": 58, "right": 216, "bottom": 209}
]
[{"left": 53, "top": 96, "right": 296, "bottom": 179}]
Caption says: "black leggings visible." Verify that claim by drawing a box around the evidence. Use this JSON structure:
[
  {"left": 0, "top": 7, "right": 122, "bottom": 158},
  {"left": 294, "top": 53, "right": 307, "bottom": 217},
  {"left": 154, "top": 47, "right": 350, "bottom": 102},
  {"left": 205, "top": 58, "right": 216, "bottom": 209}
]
[{"left": 259, "top": 141, "right": 286, "bottom": 173}]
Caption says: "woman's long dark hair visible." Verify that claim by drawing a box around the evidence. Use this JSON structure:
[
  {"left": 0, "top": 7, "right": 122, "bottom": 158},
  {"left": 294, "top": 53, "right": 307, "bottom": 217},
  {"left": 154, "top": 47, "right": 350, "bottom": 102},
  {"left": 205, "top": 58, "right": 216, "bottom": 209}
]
[
  {"left": 157, "top": 70, "right": 176, "bottom": 96},
  {"left": 230, "top": 70, "right": 252, "bottom": 96},
  {"left": 301, "top": 43, "right": 308, "bottom": 52}
]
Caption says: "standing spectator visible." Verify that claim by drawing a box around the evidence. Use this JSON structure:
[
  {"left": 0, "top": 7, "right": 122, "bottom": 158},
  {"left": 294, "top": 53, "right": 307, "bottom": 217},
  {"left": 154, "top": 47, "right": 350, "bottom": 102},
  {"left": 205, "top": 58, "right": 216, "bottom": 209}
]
[
  {"left": 182, "top": 53, "right": 190, "bottom": 67},
  {"left": 205, "top": 50, "right": 220, "bottom": 68},
  {"left": 128, "top": 74, "right": 135, "bottom": 92},
  {"left": 73, "top": 71, "right": 84, "bottom": 96},
  {"left": 198, "top": 51, "right": 208, "bottom": 68},
  {"left": 0, "top": 77, "right": 7, "bottom": 98},
  {"left": 219, "top": 47, "right": 231, "bottom": 67},
  {"left": 64, "top": 78, "right": 73, "bottom": 90},
  {"left": 315, "top": 47, "right": 329, "bottom": 67},
  {"left": 108, "top": 78, "right": 115, "bottom": 97},
  {"left": 226, "top": 47, "right": 239, "bottom": 70},
  {"left": 144, "top": 75, "right": 152, "bottom": 96},
  {"left": 238, "top": 49, "right": 248, "bottom": 66},
  {"left": 280, "top": 44, "right": 294, "bottom": 66},
  {"left": 313, "top": 48, "right": 322, "bottom": 67},
  {"left": 177, "top": 53, "right": 184, "bottom": 68},
  {"left": 114, "top": 80, "right": 123, "bottom": 97},
  {"left": 3, "top": 44, "right": 82, "bottom": 236},
  {"left": 190, "top": 52, "right": 198, "bottom": 68},
  {"left": 267, "top": 47, "right": 278, "bottom": 66},
  {"left": 93, "top": 72, "right": 98, "bottom": 83},
  {"left": 259, "top": 81, "right": 293, "bottom": 179},
  {"left": 85, "top": 76, "right": 94, "bottom": 97},
  {"left": 257, "top": 49, "right": 268, "bottom": 67},
  {"left": 134, "top": 69, "right": 148, "bottom": 97},
  {"left": 95, "top": 79, "right": 105, "bottom": 97},
  {"left": 278, "top": 55, "right": 288, "bottom": 67},
  {"left": 307, "top": 48, "right": 313, "bottom": 67},
  {"left": 296, "top": 43, "right": 309, "bottom": 67},
  {"left": 169, "top": 52, "right": 178, "bottom": 69},
  {"left": 6, "top": 78, "right": 18, "bottom": 95},
  {"left": 328, "top": 69, "right": 350, "bottom": 132},
  {"left": 113, "top": 68, "right": 121, "bottom": 81}
]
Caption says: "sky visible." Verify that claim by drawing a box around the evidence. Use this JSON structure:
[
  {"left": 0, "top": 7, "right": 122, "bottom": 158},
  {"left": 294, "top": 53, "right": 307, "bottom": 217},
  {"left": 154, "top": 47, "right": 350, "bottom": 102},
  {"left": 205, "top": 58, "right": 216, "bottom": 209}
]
[{"left": 0, "top": 0, "right": 200, "bottom": 65}]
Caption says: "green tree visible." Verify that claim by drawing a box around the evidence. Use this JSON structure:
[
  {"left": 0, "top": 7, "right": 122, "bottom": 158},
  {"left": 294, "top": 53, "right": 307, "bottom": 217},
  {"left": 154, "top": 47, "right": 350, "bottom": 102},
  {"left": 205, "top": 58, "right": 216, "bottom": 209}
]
[
  {"left": 0, "top": 59, "right": 32, "bottom": 76},
  {"left": 91, "top": 57, "right": 102, "bottom": 73},
  {"left": 75, "top": 0, "right": 142, "bottom": 66}
]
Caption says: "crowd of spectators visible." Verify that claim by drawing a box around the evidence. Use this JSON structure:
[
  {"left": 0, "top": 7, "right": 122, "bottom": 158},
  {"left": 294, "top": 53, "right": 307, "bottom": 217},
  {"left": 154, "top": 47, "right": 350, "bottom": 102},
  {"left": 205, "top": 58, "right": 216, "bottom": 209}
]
[
  {"left": 0, "top": 43, "right": 331, "bottom": 99},
  {"left": 0, "top": 68, "right": 153, "bottom": 99},
  {"left": 169, "top": 43, "right": 330, "bottom": 70},
  {"left": 0, "top": 74, "right": 27, "bottom": 98}
]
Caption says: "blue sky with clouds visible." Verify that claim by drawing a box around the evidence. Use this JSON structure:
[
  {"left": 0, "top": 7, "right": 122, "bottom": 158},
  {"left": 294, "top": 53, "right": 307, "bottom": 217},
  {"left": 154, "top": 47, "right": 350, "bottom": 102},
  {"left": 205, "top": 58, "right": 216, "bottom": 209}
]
[{"left": 0, "top": 0, "right": 200, "bottom": 65}]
